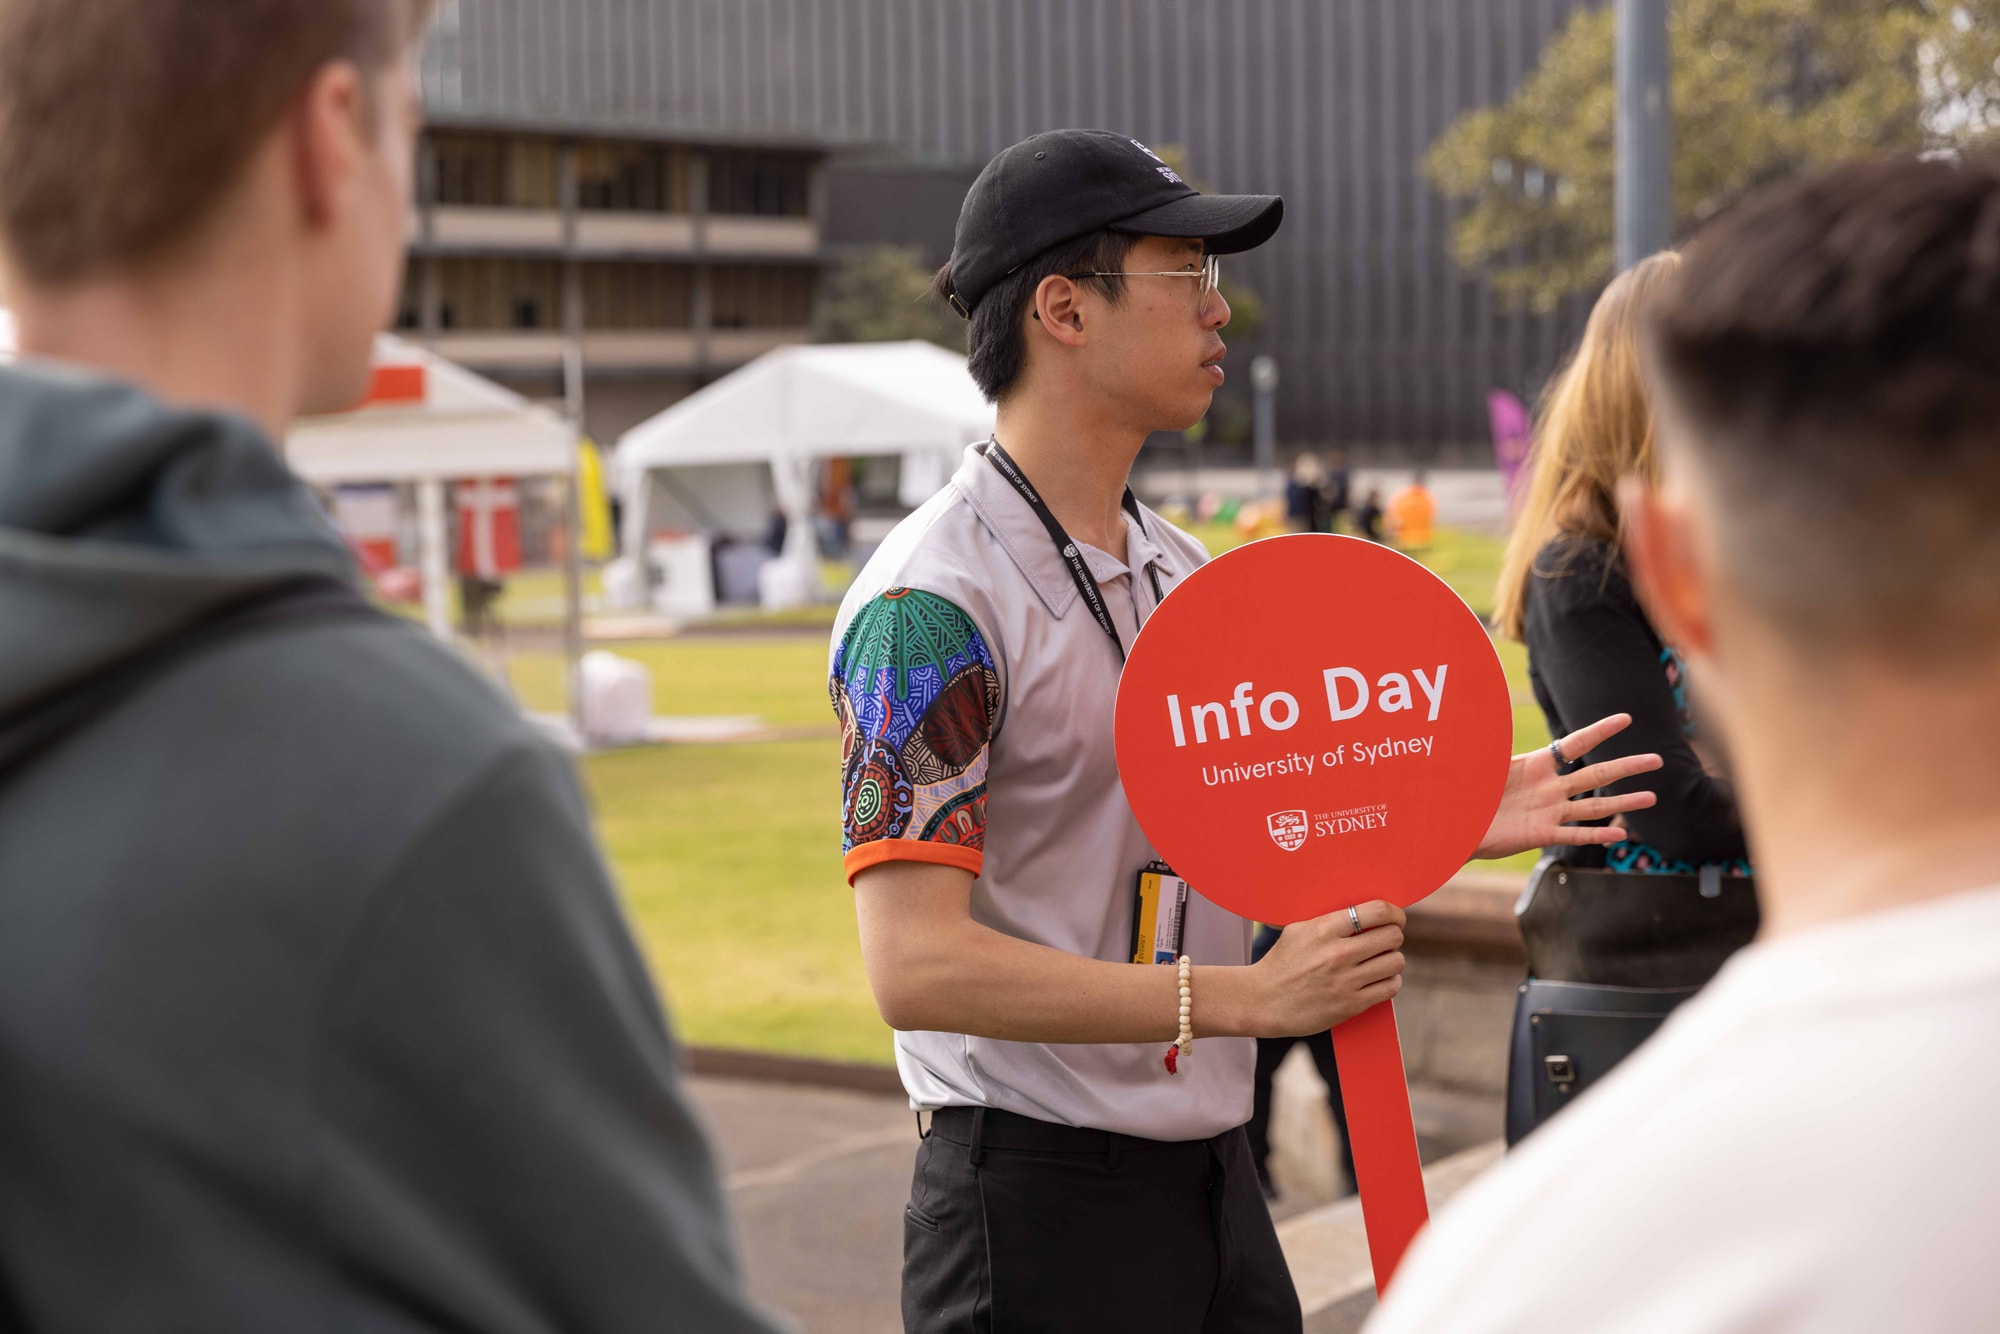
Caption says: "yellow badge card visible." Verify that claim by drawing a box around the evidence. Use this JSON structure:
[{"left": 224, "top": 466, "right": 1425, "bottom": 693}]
[{"left": 1129, "top": 861, "right": 1189, "bottom": 965}]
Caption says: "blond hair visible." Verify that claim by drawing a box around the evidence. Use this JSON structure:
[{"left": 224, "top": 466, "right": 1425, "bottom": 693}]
[{"left": 1493, "top": 252, "right": 1681, "bottom": 640}]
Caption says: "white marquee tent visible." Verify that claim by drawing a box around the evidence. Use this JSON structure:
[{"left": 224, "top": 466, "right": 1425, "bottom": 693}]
[
  {"left": 614, "top": 340, "right": 995, "bottom": 584},
  {"left": 290, "top": 334, "right": 579, "bottom": 642},
  {"left": 0, "top": 317, "right": 578, "bottom": 644},
  {"left": 290, "top": 334, "right": 576, "bottom": 485}
]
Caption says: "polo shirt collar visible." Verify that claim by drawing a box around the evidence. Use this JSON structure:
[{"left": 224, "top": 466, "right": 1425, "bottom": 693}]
[{"left": 952, "top": 442, "right": 1161, "bottom": 619}]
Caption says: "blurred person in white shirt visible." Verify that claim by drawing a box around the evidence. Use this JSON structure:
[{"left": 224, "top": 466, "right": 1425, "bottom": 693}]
[{"left": 1369, "top": 152, "right": 2000, "bottom": 1333}]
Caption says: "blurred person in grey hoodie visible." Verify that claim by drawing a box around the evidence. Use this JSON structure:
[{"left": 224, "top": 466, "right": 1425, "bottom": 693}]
[{"left": 0, "top": 3, "right": 779, "bottom": 1330}]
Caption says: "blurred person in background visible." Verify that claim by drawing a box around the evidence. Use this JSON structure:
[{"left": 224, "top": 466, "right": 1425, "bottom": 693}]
[
  {"left": 1386, "top": 468, "right": 1435, "bottom": 549},
  {"left": 1371, "top": 153, "right": 2000, "bottom": 1333},
  {"left": 1490, "top": 252, "right": 1756, "bottom": 1143},
  {"left": 1285, "top": 451, "right": 1329, "bottom": 532},
  {"left": 1355, "top": 486, "right": 1386, "bottom": 542},
  {"left": 1323, "top": 449, "right": 1353, "bottom": 531},
  {"left": 0, "top": 2, "right": 777, "bottom": 1329},
  {"left": 816, "top": 456, "right": 857, "bottom": 558}
]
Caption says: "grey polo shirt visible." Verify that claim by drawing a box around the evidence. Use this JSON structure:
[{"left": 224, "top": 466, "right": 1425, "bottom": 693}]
[{"left": 828, "top": 443, "right": 1255, "bottom": 1141}]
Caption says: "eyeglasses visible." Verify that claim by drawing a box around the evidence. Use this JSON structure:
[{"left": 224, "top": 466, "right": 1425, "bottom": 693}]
[{"left": 1064, "top": 253, "right": 1221, "bottom": 311}]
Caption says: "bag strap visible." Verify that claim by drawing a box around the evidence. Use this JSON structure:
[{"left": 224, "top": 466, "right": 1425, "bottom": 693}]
[{"left": 0, "top": 577, "right": 376, "bottom": 787}]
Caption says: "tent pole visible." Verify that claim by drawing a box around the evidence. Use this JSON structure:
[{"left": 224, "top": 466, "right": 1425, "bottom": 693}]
[
  {"left": 563, "top": 463, "right": 585, "bottom": 738},
  {"left": 417, "top": 477, "right": 452, "bottom": 641},
  {"left": 559, "top": 168, "right": 587, "bottom": 736}
]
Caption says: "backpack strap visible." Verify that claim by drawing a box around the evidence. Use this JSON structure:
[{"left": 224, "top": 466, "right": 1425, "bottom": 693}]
[{"left": 0, "top": 578, "right": 378, "bottom": 786}]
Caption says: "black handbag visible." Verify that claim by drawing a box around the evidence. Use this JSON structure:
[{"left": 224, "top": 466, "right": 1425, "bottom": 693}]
[{"left": 1504, "top": 854, "right": 1759, "bottom": 1146}]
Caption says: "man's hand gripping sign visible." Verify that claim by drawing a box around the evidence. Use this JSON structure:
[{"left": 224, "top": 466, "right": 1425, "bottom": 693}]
[{"left": 1115, "top": 534, "right": 1660, "bottom": 1292}]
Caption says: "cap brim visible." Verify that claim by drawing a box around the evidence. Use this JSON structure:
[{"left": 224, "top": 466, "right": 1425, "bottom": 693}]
[{"left": 1109, "top": 192, "right": 1284, "bottom": 254}]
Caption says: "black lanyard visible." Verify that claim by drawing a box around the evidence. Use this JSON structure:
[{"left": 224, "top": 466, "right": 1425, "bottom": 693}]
[{"left": 985, "top": 439, "right": 1167, "bottom": 663}]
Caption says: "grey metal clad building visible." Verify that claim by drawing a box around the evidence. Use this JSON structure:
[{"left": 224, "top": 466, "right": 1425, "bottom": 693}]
[{"left": 420, "top": 0, "right": 1592, "bottom": 452}]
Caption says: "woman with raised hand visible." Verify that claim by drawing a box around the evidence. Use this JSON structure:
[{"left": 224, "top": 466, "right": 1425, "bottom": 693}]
[{"left": 1493, "top": 252, "right": 1757, "bottom": 1144}]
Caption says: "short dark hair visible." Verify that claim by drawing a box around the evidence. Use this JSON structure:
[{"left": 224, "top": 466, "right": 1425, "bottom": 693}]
[
  {"left": 1647, "top": 153, "right": 2000, "bottom": 662},
  {"left": 935, "top": 229, "right": 1139, "bottom": 401},
  {"left": 0, "top": 0, "right": 436, "bottom": 286}
]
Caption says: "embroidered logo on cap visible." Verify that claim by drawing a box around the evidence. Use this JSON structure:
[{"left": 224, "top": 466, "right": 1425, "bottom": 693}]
[{"left": 1130, "top": 140, "right": 1182, "bottom": 184}]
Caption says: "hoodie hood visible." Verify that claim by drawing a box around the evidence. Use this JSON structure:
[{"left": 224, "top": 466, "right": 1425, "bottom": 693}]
[{"left": 0, "top": 362, "right": 356, "bottom": 719}]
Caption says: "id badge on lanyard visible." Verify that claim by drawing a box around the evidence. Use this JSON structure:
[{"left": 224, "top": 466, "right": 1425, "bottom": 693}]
[{"left": 1129, "top": 859, "right": 1190, "bottom": 965}]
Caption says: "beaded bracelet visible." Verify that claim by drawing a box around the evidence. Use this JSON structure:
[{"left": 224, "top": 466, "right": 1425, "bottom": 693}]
[{"left": 1165, "top": 955, "right": 1193, "bottom": 1075}]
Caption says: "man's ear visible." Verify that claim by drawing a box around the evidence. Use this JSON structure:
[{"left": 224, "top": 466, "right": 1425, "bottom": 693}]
[
  {"left": 1620, "top": 473, "right": 1713, "bottom": 658},
  {"left": 1031, "top": 275, "right": 1089, "bottom": 347},
  {"left": 291, "top": 61, "right": 367, "bottom": 228}
]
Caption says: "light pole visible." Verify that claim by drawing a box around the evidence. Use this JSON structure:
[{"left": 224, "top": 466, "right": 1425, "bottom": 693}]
[
  {"left": 1615, "top": 0, "right": 1673, "bottom": 270},
  {"left": 1251, "top": 354, "right": 1279, "bottom": 497}
]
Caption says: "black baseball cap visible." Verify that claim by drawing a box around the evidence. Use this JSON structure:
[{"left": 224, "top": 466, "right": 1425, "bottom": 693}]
[{"left": 942, "top": 128, "right": 1284, "bottom": 318}]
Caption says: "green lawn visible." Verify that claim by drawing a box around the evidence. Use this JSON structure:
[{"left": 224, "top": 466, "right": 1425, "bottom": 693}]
[
  {"left": 580, "top": 739, "right": 885, "bottom": 1063},
  {"left": 1181, "top": 522, "right": 1506, "bottom": 621},
  {"left": 508, "top": 636, "right": 836, "bottom": 728},
  {"left": 494, "top": 525, "right": 1542, "bottom": 1065}
]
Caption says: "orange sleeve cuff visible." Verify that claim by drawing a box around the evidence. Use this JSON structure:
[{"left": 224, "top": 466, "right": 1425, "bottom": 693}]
[{"left": 845, "top": 839, "right": 984, "bottom": 886}]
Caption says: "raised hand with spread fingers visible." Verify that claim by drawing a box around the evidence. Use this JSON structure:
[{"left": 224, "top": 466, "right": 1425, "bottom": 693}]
[{"left": 1474, "top": 713, "right": 1662, "bottom": 862}]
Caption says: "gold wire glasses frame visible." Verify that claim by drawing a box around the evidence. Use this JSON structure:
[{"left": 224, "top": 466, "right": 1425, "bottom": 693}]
[{"left": 1064, "top": 253, "right": 1221, "bottom": 309}]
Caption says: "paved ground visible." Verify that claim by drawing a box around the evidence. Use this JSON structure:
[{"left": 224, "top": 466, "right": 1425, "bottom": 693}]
[
  {"left": 691, "top": 1057, "right": 1503, "bottom": 1333},
  {"left": 692, "top": 1076, "right": 913, "bottom": 1333}
]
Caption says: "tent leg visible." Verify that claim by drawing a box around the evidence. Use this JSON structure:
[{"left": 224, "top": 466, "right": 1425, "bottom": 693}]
[{"left": 417, "top": 477, "right": 452, "bottom": 641}]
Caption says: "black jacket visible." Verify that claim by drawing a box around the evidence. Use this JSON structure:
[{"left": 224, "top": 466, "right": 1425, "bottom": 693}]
[
  {"left": 1523, "top": 536, "right": 1749, "bottom": 870},
  {"left": 0, "top": 364, "right": 778, "bottom": 1332}
]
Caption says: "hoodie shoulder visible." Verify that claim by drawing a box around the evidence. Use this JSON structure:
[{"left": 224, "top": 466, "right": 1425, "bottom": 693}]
[
  {"left": 214, "top": 609, "right": 551, "bottom": 781},
  {"left": 24, "top": 605, "right": 573, "bottom": 910}
]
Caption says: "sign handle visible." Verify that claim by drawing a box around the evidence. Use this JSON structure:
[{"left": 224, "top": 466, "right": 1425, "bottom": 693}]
[{"left": 1331, "top": 999, "right": 1429, "bottom": 1294}]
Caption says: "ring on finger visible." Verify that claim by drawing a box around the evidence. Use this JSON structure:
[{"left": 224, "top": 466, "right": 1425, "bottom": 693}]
[
  {"left": 1348, "top": 905, "right": 1363, "bottom": 935},
  {"left": 1548, "top": 739, "right": 1569, "bottom": 771}
]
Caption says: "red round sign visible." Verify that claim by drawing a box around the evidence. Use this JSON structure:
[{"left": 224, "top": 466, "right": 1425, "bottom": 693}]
[{"left": 1116, "top": 534, "right": 1512, "bottom": 924}]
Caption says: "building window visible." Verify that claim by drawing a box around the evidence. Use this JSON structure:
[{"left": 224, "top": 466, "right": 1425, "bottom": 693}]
[
  {"left": 582, "top": 262, "right": 695, "bottom": 329},
  {"left": 434, "top": 257, "right": 562, "bottom": 330},
  {"left": 577, "top": 142, "right": 689, "bottom": 213},
  {"left": 710, "top": 264, "right": 815, "bottom": 329},
  {"left": 707, "top": 152, "right": 810, "bottom": 217},
  {"left": 432, "top": 132, "right": 558, "bottom": 208},
  {"left": 395, "top": 260, "right": 421, "bottom": 330}
]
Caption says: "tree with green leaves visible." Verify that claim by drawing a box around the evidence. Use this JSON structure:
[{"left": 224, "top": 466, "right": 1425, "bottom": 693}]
[
  {"left": 812, "top": 244, "right": 965, "bottom": 350},
  {"left": 1424, "top": 0, "right": 2000, "bottom": 311}
]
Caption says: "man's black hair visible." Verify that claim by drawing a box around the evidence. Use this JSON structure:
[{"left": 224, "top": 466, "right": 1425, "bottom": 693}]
[
  {"left": 934, "top": 229, "right": 1139, "bottom": 402},
  {"left": 1648, "top": 152, "right": 2000, "bottom": 661}
]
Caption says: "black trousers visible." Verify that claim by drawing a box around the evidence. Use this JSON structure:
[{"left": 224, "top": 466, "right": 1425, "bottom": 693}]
[
  {"left": 1246, "top": 1031, "right": 1355, "bottom": 1190},
  {"left": 903, "top": 1107, "right": 1301, "bottom": 1334}
]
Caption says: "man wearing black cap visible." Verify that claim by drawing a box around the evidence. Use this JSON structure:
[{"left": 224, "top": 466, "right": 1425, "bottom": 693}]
[{"left": 827, "top": 130, "right": 1655, "bottom": 1332}]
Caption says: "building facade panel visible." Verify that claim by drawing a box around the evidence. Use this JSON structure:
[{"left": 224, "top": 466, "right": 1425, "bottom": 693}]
[
  {"left": 703, "top": 216, "right": 820, "bottom": 256},
  {"left": 430, "top": 206, "right": 568, "bottom": 250},
  {"left": 573, "top": 212, "right": 700, "bottom": 253}
]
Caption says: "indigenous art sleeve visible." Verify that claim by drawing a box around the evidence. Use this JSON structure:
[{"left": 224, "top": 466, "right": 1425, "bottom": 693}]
[{"left": 830, "top": 588, "right": 1001, "bottom": 884}]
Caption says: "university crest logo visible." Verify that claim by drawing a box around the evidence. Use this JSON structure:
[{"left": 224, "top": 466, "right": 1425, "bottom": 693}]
[{"left": 1267, "top": 809, "right": 1309, "bottom": 852}]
